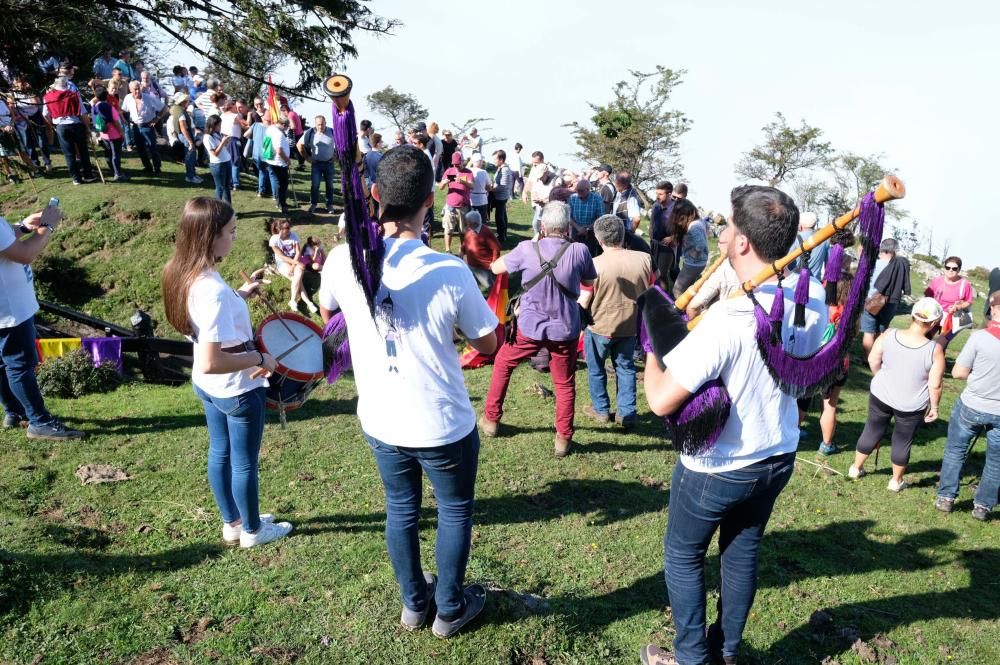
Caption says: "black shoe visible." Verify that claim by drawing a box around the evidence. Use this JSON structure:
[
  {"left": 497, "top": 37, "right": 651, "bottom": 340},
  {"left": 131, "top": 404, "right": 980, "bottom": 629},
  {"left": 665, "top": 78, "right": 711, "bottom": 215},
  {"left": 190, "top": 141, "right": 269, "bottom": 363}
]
[
  {"left": 3, "top": 413, "right": 26, "bottom": 429},
  {"left": 431, "top": 584, "right": 486, "bottom": 638},
  {"left": 26, "top": 419, "right": 86, "bottom": 440}
]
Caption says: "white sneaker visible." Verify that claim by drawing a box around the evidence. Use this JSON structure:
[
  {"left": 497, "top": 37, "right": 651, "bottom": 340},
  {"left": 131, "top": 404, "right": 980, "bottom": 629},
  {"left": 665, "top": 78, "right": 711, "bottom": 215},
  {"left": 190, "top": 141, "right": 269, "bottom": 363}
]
[
  {"left": 288, "top": 299, "right": 299, "bottom": 311},
  {"left": 303, "top": 298, "right": 319, "bottom": 314},
  {"left": 239, "top": 520, "right": 293, "bottom": 548},
  {"left": 222, "top": 513, "right": 274, "bottom": 544},
  {"left": 847, "top": 465, "right": 866, "bottom": 480},
  {"left": 887, "top": 478, "right": 908, "bottom": 492}
]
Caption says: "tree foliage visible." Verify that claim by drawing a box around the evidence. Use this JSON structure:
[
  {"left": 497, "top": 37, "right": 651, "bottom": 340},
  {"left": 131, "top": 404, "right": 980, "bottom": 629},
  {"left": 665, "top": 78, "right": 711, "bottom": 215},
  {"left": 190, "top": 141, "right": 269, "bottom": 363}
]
[
  {"left": 366, "top": 85, "right": 427, "bottom": 133},
  {"left": 735, "top": 112, "right": 832, "bottom": 187},
  {"left": 826, "top": 152, "right": 908, "bottom": 222},
  {"left": 568, "top": 66, "right": 691, "bottom": 194},
  {"left": 1, "top": 0, "right": 398, "bottom": 96},
  {"left": 203, "top": 23, "right": 286, "bottom": 104}
]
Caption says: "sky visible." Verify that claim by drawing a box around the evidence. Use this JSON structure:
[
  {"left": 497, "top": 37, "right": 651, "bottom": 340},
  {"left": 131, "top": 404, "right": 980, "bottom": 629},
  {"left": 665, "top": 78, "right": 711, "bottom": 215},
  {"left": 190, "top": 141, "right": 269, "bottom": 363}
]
[{"left": 184, "top": 0, "right": 998, "bottom": 268}]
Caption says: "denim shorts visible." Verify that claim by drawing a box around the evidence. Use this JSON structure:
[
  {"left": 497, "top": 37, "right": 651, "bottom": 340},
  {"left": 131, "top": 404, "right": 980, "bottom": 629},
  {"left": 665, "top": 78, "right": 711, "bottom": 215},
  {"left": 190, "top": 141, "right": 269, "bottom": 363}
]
[{"left": 860, "top": 302, "right": 897, "bottom": 334}]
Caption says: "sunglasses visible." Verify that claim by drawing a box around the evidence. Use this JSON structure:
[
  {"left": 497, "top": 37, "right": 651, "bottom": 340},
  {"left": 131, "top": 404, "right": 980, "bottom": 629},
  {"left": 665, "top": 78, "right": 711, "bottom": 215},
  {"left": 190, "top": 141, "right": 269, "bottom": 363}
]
[{"left": 944, "top": 266, "right": 959, "bottom": 271}]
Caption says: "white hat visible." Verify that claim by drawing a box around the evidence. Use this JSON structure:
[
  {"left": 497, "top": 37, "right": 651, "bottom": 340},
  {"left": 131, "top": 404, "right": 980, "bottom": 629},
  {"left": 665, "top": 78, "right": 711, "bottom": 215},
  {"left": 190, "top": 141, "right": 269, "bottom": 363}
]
[
  {"left": 470, "top": 152, "right": 483, "bottom": 163},
  {"left": 800, "top": 212, "right": 818, "bottom": 229},
  {"left": 172, "top": 91, "right": 189, "bottom": 105},
  {"left": 911, "top": 297, "right": 944, "bottom": 324}
]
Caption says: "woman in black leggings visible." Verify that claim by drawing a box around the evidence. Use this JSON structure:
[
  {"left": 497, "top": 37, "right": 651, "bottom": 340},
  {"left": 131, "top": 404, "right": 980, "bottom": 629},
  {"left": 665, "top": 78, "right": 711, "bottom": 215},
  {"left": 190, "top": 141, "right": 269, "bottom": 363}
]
[{"left": 849, "top": 297, "right": 946, "bottom": 491}]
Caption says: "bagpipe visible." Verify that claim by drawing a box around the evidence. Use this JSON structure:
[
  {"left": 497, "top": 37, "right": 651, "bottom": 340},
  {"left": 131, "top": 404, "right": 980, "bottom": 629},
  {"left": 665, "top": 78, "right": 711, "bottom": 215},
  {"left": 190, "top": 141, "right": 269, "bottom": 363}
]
[{"left": 639, "top": 176, "right": 906, "bottom": 455}]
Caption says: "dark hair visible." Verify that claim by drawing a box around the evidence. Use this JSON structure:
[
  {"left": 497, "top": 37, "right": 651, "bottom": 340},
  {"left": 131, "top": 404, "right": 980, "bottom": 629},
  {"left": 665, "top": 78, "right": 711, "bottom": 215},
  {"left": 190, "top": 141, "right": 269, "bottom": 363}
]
[
  {"left": 675, "top": 183, "right": 689, "bottom": 196},
  {"left": 514, "top": 142, "right": 522, "bottom": 151},
  {"left": 376, "top": 145, "right": 434, "bottom": 220},
  {"left": 729, "top": 185, "right": 799, "bottom": 262},
  {"left": 494, "top": 149, "right": 506, "bottom": 162},
  {"left": 95, "top": 87, "right": 108, "bottom": 102},
  {"left": 615, "top": 172, "right": 632, "bottom": 188},
  {"left": 172, "top": 65, "right": 185, "bottom": 75},
  {"left": 832, "top": 227, "right": 855, "bottom": 247},
  {"left": 269, "top": 218, "right": 292, "bottom": 235},
  {"left": 360, "top": 119, "right": 372, "bottom": 131},
  {"left": 667, "top": 199, "right": 699, "bottom": 248},
  {"left": 943, "top": 256, "right": 962, "bottom": 270},
  {"left": 205, "top": 114, "right": 221, "bottom": 135},
  {"left": 414, "top": 132, "right": 430, "bottom": 149},
  {"left": 189, "top": 66, "right": 198, "bottom": 74},
  {"left": 531, "top": 150, "right": 544, "bottom": 160},
  {"left": 656, "top": 180, "right": 673, "bottom": 193},
  {"left": 161, "top": 198, "right": 235, "bottom": 336},
  {"left": 371, "top": 132, "right": 382, "bottom": 146}
]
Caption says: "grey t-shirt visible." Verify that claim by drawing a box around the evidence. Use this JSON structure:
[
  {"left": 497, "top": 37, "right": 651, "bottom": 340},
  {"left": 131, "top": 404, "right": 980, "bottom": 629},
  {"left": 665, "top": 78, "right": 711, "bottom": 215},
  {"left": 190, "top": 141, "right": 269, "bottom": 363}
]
[
  {"left": 304, "top": 127, "right": 336, "bottom": 162},
  {"left": 956, "top": 330, "right": 1000, "bottom": 415}
]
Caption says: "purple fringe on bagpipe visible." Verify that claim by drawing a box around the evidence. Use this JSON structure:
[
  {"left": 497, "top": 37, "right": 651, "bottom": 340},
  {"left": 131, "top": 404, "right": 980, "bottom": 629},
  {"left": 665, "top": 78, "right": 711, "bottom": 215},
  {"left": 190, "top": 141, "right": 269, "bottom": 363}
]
[
  {"left": 333, "top": 99, "right": 384, "bottom": 317},
  {"left": 825, "top": 243, "right": 844, "bottom": 283},
  {"left": 792, "top": 266, "right": 811, "bottom": 328},
  {"left": 752, "top": 192, "right": 885, "bottom": 398},
  {"left": 322, "top": 312, "right": 352, "bottom": 384}
]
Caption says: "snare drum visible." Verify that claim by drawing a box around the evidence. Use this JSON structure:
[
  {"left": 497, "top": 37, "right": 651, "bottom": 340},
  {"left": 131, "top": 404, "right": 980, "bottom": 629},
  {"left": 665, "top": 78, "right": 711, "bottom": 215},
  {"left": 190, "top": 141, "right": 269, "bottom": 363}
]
[{"left": 255, "top": 313, "right": 325, "bottom": 413}]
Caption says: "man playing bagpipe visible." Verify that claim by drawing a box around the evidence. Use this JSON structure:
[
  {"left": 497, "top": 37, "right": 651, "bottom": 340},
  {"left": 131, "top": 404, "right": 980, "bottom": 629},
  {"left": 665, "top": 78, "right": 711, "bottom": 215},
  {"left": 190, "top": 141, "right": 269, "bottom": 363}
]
[{"left": 639, "top": 186, "right": 829, "bottom": 665}]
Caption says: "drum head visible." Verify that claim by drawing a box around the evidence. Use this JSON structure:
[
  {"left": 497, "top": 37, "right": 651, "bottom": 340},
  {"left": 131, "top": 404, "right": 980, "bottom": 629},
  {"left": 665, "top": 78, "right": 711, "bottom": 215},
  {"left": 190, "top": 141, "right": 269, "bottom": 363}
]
[{"left": 256, "top": 313, "right": 325, "bottom": 382}]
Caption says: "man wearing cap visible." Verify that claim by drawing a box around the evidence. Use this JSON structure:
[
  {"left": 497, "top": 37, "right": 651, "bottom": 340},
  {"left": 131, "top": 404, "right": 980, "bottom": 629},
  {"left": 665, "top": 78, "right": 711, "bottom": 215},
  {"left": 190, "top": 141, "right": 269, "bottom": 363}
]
[
  {"left": 595, "top": 164, "right": 616, "bottom": 214},
  {"left": 861, "top": 237, "right": 912, "bottom": 357},
  {"left": 439, "top": 153, "right": 474, "bottom": 254},
  {"left": 794, "top": 211, "right": 828, "bottom": 281},
  {"left": 122, "top": 80, "right": 165, "bottom": 175},
  {"left": 936, "top": 290, "right": 1000, "bottom": 521},
  {"left": 42, "top": 76, "right": 96, "bottom": 185},
  {"left": 170, "top": 91, "right": 202, "bottom": 184}
]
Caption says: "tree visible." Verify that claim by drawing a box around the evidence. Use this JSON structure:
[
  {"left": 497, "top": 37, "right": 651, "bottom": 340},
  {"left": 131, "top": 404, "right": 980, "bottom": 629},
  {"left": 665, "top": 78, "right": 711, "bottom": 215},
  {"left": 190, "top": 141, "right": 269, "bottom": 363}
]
[
  {"left": 567, "top": 66, "right": 691, "bottom": 196},
  {"left": 735, "top": 112, "right": 832, "bottom": 186},
  {"left": 203, "top": 24, "right": 287, "bottom": 104},
  {"left": 366, "top": 86, "right": 428, "bottom": 134},
  {"left": 1, "top": 0, "right": 398, "bottom": 96},
  {"left": 449, "top": 117, "right": 506, "bottom": 152},
  {"left": 825, "top": 152, "right": 909, "bottom": 222},
  {"left": 791, "top": 176, "right": 830, "bottom": 217},
  {"left": 893, "top": 218, "right": 924, "bottom": 254}
]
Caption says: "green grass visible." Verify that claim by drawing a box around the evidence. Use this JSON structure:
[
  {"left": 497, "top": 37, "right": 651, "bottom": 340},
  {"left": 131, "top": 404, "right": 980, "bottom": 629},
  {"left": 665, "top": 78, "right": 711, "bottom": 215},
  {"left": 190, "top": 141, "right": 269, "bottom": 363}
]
[{"left": 1, "top": 156, "right": 998, "bottom": 664}]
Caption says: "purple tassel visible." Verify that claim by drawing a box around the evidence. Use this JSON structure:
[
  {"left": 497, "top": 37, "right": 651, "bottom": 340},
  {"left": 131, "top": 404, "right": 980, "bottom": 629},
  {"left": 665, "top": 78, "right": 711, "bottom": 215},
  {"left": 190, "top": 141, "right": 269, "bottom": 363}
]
[
  {"left": 322, "top": 312, "right": 352, "bottom": 383},
  {"left": 666, "top": 379, "right": 732, "bottom": 455},
  {"left": 825, "top": 244, "right": 844, "bottom": 283},
  {"left": 751, "top": 192, "right": 886, "bottom": 398},
  {"left": 333, "top": 100, "right": 384, "bottom": 317},
  {"left": 638, "top": 314, "right": 653, "bottom": 354},
  {"left": 793, "top": 267, "right": 811, "bottom": 328}
]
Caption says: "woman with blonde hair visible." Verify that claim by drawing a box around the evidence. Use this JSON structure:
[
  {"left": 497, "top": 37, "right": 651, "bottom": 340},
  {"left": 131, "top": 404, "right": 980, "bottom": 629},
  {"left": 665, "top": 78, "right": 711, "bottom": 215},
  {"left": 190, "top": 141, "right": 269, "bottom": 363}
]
[{"left": 162, "top": 197, "right": 293, "bottom": 547}]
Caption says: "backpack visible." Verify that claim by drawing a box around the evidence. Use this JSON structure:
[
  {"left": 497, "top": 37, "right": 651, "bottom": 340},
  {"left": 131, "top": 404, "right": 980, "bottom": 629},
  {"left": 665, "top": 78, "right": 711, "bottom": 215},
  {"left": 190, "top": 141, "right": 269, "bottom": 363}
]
[{"left": 93, "top": 112, "right": 106, "bottom": 133}]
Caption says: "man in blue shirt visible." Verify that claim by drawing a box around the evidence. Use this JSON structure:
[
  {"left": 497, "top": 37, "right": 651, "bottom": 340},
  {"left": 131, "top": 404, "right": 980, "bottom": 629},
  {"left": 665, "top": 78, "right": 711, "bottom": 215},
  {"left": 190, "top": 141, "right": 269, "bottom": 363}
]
[{"left": 568, "top": 179, "right": 606, "bottom": 256}]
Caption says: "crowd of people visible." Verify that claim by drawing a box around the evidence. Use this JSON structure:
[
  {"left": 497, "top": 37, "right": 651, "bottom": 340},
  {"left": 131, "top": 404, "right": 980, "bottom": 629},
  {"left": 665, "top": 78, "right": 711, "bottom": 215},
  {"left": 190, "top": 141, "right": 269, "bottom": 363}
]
[{"left": 3, "top": 50, "right": 1000, "bottom": 665}]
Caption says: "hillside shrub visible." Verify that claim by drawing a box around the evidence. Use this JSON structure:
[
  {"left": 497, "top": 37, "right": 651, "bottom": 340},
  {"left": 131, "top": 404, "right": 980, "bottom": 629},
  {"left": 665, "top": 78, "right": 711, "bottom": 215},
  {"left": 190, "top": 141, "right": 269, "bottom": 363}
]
[{"left": 36, "top": 350, "right": 121, "bottom": 398}]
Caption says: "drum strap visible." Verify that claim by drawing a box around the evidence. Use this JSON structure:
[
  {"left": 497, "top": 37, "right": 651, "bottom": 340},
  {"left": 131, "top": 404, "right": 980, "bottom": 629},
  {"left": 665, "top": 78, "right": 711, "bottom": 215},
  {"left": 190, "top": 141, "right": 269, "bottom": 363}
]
[{"left": 221, "top": 341, "right": 258, "bottom": 354}]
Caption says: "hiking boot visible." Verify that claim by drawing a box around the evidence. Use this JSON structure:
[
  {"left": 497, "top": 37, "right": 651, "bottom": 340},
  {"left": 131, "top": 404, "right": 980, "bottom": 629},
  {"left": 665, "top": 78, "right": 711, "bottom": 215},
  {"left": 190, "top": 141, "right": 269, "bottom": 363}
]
[
  {"left": 3, "top": 413, "right": 26, "bottom": 429},
  {"left": 818, "top": 442, "right": 837, "bottom": 456},
  {"left": 478, "top": 416, "right": 498, "bottom": 438},
  {"left": 239, "top": 520, "right": 293, "bottom": 548},
  {"left": 972, "top": 504, "right": 990, "bottom": 522},
  {"left": 554, "top": 436, "right": 572, "bottom": 458},
  {"left": 26, "top": 420, "right": 85, "bottom": 440},
  {"left": 640, "top": 644, "right": 679, "bottom": 665},
  {"left": 583, "top": 404, "right": 609, "bottom": 424},
  {"left": 847, "top": 465, "right": 866, "bottom": 480},
  {"left": 222, "top": 513, "right": 274, "bottom": 545},
  {"left": 934, "top": 496, "right": 954, "bottom": 513},
  {"left": 615, "top": 413, "right": 637, "bottom": 432},
  {"left": 431, "top": 584, "right": 485, "bottom": 639},
  {"left": 401, "top": 572, "right": 437, "bottom": 630},
  {"left": 887, "top": 478, "right": 908, "bottom": 493}
]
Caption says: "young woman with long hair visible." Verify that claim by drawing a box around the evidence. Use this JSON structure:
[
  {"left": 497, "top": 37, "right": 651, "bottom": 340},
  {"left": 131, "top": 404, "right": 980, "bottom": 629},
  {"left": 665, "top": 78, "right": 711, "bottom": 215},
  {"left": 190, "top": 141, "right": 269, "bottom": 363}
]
[{"left": 162, "top": 197, "right": 293, "bottom": 547}]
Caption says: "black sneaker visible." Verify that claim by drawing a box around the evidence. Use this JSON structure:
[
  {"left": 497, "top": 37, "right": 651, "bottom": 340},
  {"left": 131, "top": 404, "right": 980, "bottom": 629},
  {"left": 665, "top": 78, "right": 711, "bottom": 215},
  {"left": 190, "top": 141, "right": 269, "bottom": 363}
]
[
  {"left": 82, "top": 174, "right": 97, "bottom": 183},
  {"left": 431, "top": 584, "right": 486, "bottom": 638},
  {"left": 3, "top": 413, "right": 26, "bottom": 429},
  {"left": 26, "top": 420, "right": 86, "bottom": 440}
]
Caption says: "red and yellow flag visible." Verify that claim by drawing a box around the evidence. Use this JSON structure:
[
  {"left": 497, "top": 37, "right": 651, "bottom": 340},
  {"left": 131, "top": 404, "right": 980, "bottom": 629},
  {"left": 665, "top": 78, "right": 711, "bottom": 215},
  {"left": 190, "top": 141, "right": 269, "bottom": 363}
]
[
  {"left": 267, "top": 76, "right": 281, "bottom": 123},
  {"left": 459, "top": 273, "right": 508, "bottom": 369}
]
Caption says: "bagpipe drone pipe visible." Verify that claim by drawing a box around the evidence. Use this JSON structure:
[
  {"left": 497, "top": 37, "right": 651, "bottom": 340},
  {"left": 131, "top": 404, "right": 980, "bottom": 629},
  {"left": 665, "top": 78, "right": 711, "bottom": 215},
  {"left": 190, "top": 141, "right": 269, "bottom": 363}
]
[{"left": 639, "top": 176, "right": 906, "bottom": 456}]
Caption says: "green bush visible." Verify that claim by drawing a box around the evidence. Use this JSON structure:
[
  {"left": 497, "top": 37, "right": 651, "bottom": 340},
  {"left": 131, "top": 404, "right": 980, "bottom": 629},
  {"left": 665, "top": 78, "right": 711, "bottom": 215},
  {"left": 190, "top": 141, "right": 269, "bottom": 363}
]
[
  {"left": 913, "top": 253, "right": 941, "bottom": 268},
  {"left": 968, "top": 266, "right": 989, "bottom": 281},
  {"left": 36, "top": 350, "right": 122, "bottom": 399}
]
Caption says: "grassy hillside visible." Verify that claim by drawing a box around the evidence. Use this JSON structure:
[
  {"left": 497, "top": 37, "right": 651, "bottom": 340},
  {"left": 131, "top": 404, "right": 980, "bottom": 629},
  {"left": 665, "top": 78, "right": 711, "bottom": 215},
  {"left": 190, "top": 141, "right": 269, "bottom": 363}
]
[{"left": 1, "top": 155, "right": 997, "bottom": 664}]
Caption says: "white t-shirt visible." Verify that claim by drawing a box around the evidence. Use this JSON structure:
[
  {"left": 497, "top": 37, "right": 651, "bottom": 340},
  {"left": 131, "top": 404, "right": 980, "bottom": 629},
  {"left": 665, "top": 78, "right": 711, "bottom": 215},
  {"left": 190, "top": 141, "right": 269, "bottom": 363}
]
[
  {"left": 0, "top": 221, "right": 39, "bottom": 328},
  {"left": 269, "top": 232, "right": 300, "bottom": 263},
  {"left": 470, "top": 168, "right": 490, "bottom": 206},
  {"left": 265, "top": 125, "right": 289, "bottom": 167},
  {"left": 188, "top": 270, "right": 267, "bottom": 397},
  {"left": 205, "top": 133, "right": 231, "bottom": 164},
  {"left": 665, "top": 275, "right": 827, "bottom": 473},
  {"left": 318, "top": 238, "right": 499, "bottom": 447}
]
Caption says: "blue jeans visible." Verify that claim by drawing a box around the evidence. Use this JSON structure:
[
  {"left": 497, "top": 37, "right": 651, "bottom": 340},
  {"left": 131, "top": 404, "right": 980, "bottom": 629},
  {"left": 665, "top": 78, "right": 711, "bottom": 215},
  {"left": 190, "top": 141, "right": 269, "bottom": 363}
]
[
  {"left": 268, "top": 163, "right": 289, "bottom": 208},
  {"left": 665, "top": 453, "right": 794, "bottom": 664},
  {"left": 229, "top": 138, "right": 241, "bottom": 187},
  {"left": 133, "top": 125, "right": 161, "bottom": 171},
  {"left": 255, "top": 158, "right": 271, "bottom": 196},
  {"left": 584, "top": 329, "right": 637, "bottom": 419},
  {"left": 177, "top": 134, "right": 197, "bottom": 178},
  {"left": 310, "top": 160, "right": 335, "bottom": 207},
  {"left": 193, "top": 384, "right": 266, "bottom": 532},
  {"left": 54, "top": 122, "right": 94, "bottom": 181},
  {"left": 365, "top": 427, "right": 480, "bottom": 619},
  {"left": 0, "top": 318, "right": 54, "bottom": 427},
  {"left": 938, "top": 397, "right": 1000, "bottom": 510},
  {"left": 209, "top": 163, "right": 232, "bottom": 203}
]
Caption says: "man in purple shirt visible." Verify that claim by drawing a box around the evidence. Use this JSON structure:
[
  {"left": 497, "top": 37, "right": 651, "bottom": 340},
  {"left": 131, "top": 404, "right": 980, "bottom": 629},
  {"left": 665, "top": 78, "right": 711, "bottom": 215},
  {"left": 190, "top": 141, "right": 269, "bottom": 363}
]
[{"left": 480, "top": 201, "right": 597, "bottom": 457}]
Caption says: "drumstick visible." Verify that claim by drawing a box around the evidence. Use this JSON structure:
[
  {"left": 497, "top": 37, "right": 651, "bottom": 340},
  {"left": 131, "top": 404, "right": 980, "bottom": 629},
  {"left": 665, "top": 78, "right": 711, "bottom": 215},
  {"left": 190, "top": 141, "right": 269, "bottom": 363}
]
[
  {"left": 240, "top": 270, "right": 299, "bottom": 341},
  {"left": 251, "top": 334, "right": 312, "bottom": 379}
]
